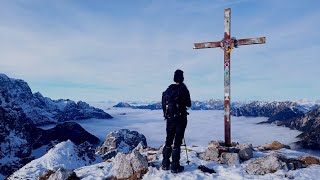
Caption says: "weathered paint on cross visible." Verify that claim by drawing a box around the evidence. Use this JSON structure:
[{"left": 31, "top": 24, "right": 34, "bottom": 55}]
[
  {"left": 193, "top": 8, "right": 266, "bottom": 146},
  {"left": 224, "top": 8, "right": 231, "bottom": 147}
]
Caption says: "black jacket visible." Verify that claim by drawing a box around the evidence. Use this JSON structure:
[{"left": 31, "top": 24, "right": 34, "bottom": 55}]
[{"left": 162, "top": 83, "right": 191, "bottom": 117}]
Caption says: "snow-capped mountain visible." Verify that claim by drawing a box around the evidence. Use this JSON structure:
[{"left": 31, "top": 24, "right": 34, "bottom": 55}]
[
  {"left": 0, "top": 105, "right": 100, "bottom": 177},
  {"left": 0, "top": 74, "right": 112, "bottom": 125},
  {"left": 230, "top": 101, "right": 300, "bottom": 117}
]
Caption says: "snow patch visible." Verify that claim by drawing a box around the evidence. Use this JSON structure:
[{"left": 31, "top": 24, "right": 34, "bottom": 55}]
[
  {"left": 9, "top": 140, "right": 100, "bottom": 180},
  {"left": 74, "top": 162, "right": 113, "bottom": 179}
]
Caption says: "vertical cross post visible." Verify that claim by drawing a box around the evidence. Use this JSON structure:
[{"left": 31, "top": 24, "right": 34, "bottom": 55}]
[
  {"left": 193, "top": 8, "right": 265, "bottom": 147},
  {"left": 224, "top": 8, "right": 231, "bottom": 146}
]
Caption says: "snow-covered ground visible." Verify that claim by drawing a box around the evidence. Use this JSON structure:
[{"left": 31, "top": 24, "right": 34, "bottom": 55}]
[
  {"left": 9, "top": 139, "right": 320, "bottom": 180},
  {"left": 41, "top": 106, "right": 302, "bottom": 149},
  {"left": 8, "top": 140, "right": 102, "bottom": 180}
]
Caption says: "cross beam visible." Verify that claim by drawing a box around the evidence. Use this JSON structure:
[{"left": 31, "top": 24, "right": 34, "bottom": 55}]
[
  {"left": 194, "top": 37, "right": 266, "bottom": 49},
  {"left": 193, "top": 8, "right": 266, "bottom": 146}
]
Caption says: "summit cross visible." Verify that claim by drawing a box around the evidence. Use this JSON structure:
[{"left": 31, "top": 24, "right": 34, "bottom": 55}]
[{"left": 193, "top": 8, "right": 266, "bottom": 146}]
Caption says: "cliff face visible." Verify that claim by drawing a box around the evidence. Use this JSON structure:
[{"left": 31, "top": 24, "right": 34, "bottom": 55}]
[{"left": 279, "top": 108, "right": 320, "bottom": 150}]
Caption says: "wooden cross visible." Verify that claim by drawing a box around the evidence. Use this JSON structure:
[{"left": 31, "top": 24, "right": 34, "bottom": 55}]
[{"left": 193, "top": 8, "right": 266, "bottom": 146}]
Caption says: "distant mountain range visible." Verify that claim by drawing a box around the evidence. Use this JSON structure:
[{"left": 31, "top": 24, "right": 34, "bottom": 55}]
[
  {"left": 0, "top": 73, "right": 112, "bottom": 125},
  {"left": 114, "top": 100, "right": 320, "bottom": 150},
  {"left": 114, "top": 99, "right": 319, "bottom": 113}
]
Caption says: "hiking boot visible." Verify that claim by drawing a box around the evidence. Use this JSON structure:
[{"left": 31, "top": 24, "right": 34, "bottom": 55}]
[
  {"left": 171, "top": 161, "right": 184, "bottom": 173},
  {"left": 161, "top": 163, "right": 170, "bottom": 171},
  {"left": 171, "top": 147, "right": 184, "bottom": 173},
  {"left": 161, "top": 146, "right": 172, "bottom": 170}
]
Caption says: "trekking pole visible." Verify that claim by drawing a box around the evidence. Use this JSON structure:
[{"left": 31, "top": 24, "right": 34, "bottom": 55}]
[{"left": 183, "top": 138, "right": 190, "bottom": 165}]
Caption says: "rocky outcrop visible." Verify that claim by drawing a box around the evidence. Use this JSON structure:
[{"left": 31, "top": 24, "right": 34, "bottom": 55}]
[
  {"left": 220, "top": 153, "right": 240, "bottom": 166},
  {"left": 199, "top": 140, "right": 253, "bottom": 165},
  {"left": 257, "top": 141, "right": 291, "bottom": 151},
  {"left": 237, "top": 144, "right": 254, "bottom": 161},
  {"left": 0, "top": 73, "right": 112, "bottom": 125},
  {"left": 39, "top": 168, "right": 80, "bottom": 180},
  {"left": 96, "top": 129, "right": 147, "bottom": 160},
  {"left": 111, "top": 150, "right": 148, "bottom": 179},
  {"left": 298, "top": 156, "right": 320, "bottom": 166},
  {"left": 245, "top": 153, "right": 306, "bottom": 175}
]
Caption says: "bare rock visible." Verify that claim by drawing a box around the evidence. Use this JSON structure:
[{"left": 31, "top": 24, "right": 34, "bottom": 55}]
[
  {"left": 245, "top": 153, "right": 306, "bottom": 175},
  {"left": 298, "top": 156, "right": 320, "bottom": 166},
  {"left": 200, "top": 148, "right": 220, "bottom": 162},
  {"left": 257, "top": 141, "right": 291, "bottom": 151},
  {"left": 236, "top": 144, "right": 253, "bottom": 161},
  {"left": 200, "top": 140, "right": 253, "bottom": 164},
  {"left": 112, "top": 150, "right": 148, "bottom": 179},
  {"left": 220, "top": 152, "right": 240, "bottom": 166},
  {"left": 96, "top": 129, "right": 147, "bottom": 160},
  {"left": 208, "top": 140, "right": 224, "bottom": 148},
  {"left": 39, "top": 168, "right": 80, "bottom": 180},
  {"left": 246, "top": 154, "right": 287, "bottom": 175},
  {"left": 134, "top": 142, "right": 146, "bottom": 153},
  {"left": 147, "top": 153, "right": 157, "bottom": 162}
]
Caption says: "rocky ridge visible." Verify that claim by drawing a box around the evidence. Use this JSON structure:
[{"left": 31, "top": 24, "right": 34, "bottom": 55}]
[{"left": 0, "top": 73, "right": 112, "bottom": 125}]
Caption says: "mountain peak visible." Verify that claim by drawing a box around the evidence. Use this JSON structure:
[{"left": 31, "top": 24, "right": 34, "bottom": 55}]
[{"left": 0, "top": 73, "right": 113, "bottom": 125}]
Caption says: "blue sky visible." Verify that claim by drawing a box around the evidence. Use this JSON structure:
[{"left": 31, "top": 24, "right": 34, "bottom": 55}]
[{"left": 0, "top": 0, "right": 319, "bottom": 102}]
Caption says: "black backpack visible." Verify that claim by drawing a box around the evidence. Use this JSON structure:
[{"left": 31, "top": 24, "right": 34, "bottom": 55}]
[{"left": 162, "top": 85, "right": 183, "bottom": 119}]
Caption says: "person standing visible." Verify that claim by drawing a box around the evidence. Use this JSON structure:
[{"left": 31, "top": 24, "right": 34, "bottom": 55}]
[{"left": 161, "top": 69, "right": 191, "bottom": 173}]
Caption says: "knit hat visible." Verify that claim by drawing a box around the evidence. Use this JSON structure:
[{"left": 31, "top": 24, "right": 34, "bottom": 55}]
[{"left": 174, "top": 69, "right": 184, "bottom": 83}]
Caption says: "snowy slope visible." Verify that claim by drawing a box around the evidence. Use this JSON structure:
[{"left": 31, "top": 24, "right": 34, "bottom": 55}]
[{"left": 8, "top": 140, "right": 101, "bottom": 180}]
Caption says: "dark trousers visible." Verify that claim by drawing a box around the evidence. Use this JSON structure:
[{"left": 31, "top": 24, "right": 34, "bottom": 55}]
[
  {"left": 165, "top": 117, "right": 187, "bottom": 149},
  {"left": 162, "top": 116, "right": 187, "bottom": 168}
]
